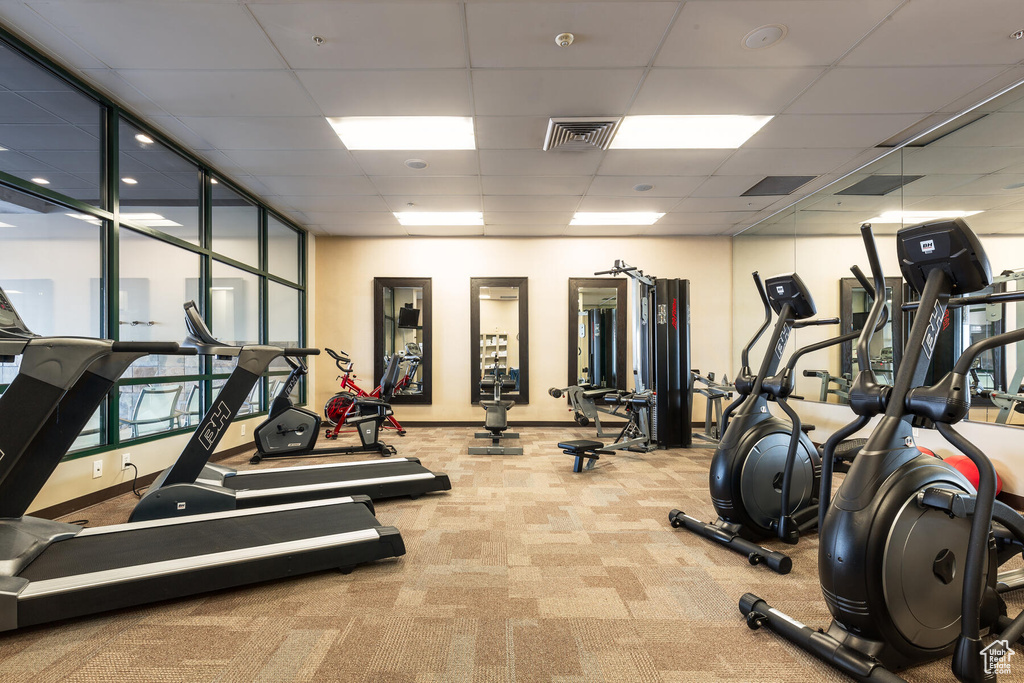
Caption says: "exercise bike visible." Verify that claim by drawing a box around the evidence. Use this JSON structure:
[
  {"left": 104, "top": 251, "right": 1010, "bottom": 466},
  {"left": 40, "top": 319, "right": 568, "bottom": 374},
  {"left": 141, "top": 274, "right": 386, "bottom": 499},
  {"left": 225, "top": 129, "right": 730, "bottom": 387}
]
[
  {"left": 668, "top": 261, "right": 884, "bottom": 573},
  {"left": 251, "top": 354, "right": 398, "bottom": 464},
  {"left": 741, "top": 220, "right": 1024, "bottom": 682},
  {"left": 322, "top": 347, "right": 416, "bottom": 437}
]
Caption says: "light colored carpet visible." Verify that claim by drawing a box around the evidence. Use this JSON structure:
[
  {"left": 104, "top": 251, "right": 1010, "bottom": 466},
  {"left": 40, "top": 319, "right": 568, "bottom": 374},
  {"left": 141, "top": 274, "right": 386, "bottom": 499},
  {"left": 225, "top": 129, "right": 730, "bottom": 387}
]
[{"left": 0, "top": 426, "right": 1017, "bottom": 682}]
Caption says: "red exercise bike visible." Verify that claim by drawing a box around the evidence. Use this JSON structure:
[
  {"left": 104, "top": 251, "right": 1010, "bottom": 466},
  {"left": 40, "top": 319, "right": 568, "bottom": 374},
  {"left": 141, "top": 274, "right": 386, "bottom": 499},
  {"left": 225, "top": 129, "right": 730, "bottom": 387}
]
[{"left": 322, "top": 347, "right": 420, "bottom": 439}]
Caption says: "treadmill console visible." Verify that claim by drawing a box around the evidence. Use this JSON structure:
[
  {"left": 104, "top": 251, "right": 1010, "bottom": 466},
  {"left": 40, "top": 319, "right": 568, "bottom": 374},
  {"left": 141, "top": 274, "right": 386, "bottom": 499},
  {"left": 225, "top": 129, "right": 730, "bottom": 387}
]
[
  {"left": 896, "top": 218, "right": 991, "bottom": 295},
  {"left": 0, "top": 286, "right": 35, "bottom": 338},
  {"left": 764, "top": 273, "right": 816, "bottom": 320},
  {"left": 182, "top": 301, "right": 238, "bottom": 357}
]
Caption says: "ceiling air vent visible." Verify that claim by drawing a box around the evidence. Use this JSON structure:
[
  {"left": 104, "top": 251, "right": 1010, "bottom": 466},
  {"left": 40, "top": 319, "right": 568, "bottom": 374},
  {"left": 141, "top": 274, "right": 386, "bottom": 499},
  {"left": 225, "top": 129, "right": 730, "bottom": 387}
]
[
  {"left": 543, "top": 117, "right": 622, "bottom": 151},
  {"left": 741, "top": 175, "right": 817, "bottom": 196},
  {"left": 836, "top": 175, "right": 924, "bottom": 196}
]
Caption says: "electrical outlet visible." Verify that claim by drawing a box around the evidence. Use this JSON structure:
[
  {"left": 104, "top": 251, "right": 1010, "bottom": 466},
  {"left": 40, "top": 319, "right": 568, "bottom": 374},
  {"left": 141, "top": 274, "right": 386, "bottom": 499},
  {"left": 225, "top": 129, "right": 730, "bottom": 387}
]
[
  {"left": 92, "top": 459, "right": 103, "bottom": 479},
  {"left": 240, "top": 424, "right": 246, "bottom": 437},
  {"left": 121, "top": 453, "right": 131, "bottom": 470}
]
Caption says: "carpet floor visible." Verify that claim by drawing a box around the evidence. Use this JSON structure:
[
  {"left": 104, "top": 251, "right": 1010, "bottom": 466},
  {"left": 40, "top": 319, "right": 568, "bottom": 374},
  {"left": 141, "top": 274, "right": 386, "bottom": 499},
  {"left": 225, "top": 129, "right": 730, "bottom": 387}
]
[{"left": 0, "top": 426, "right": 1018, "bottom": 682}]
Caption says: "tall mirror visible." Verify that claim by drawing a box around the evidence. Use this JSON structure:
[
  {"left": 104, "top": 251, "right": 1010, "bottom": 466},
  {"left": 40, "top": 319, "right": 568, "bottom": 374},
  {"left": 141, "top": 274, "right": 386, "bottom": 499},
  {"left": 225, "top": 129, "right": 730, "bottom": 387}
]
[
  {"left": 373, "top": 277, "right": 431, "bottom": 404},
  {"left": 834, "top": 277, "right": 906, "bottom": 400},
  {"left": 470, "top": 277, "right": 528, "bottom": 404},
  {"left": 567, "top": 278, "right": 627, "bottom": 390}
]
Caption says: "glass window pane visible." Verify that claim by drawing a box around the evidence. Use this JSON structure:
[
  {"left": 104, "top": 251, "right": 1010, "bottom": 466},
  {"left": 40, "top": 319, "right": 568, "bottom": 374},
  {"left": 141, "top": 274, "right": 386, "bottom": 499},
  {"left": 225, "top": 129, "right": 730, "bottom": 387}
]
[
  {"left": 0, "top": 196, "right": 102, "bottom": 384},
  {"left": 119, "top": 380, "right": 198, "bottom": 440},
  {"left": 268, "top": 216, "right": 299, "bottom": 283},
  {"left": 211, "top": 180, "right": 258, "bottom": 266},
  {"left": 70, "top": 403, "right": 104, "bottom": 452},
  {"left": 211, "top": 261, "right": 259, "bottom": 345},
  {"left": 213, "top": 377, "right": 261, "bottom": 417},
  {"left": 0, "top": 41, "right": 103, "bottom": 204},
  {"left": 118, "top": 119, "right": 200, "bottom": 243},
  {"left": 119, "top": 229, "right": 201, "bottom": 377},
  {"left": 268, "top": 281, "right": 299, "bottom": 347}
]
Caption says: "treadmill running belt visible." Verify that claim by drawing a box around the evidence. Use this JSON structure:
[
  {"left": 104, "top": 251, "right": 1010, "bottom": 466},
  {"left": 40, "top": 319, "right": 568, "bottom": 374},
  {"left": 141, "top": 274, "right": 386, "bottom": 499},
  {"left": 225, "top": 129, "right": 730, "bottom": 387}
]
[
  {"left": 227, "top": 461, "right": 429, "bottom": 490},
  {"left": 20, "top": 503, "right": 378, "bottom": 581}
]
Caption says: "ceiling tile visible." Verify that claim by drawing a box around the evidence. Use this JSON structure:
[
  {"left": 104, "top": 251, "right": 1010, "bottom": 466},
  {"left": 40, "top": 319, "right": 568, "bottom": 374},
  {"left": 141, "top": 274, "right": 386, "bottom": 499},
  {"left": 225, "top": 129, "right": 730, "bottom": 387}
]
[
  {"left": 319, "top": 224, "right": 408, "bottom": 237},
  {"left": 656, "top": 1, "right": 900, "bottom": 68},
  {"left": 714, "top": 148, "right": 862, "bottom": 175},
  {"left": 930, "top": 113, "right": 1024, "bottom": 149},
  {"left": 482, "top": 195, "right": 581, "bottom": 212},
  {"left": 631, "top": 68, "right": 822, "bottom": 115},
  {"left": 252, "top": 2, "right": 465, "bottom": 69},
  {"left": 145, "top": 116, "right": 215, "bottom": 152},
  {"left": 643, "top": 224, "right": 735, "bottom": 236},
  {"left": 899, "top": 173, "right": 984, "bottom": 196},
  {"left": 115, "top": 70, "right": 319, "bottom": 117},
  {"left": 222, "top": 149, "right": 362, "bottom": 176},
  {"left": 384, "top": 195, "right": 482, "bottom": 211},
  {"left": 466, "top": 2, "right": 675, "bottom": 68},
  {"left": 472, "top": 69, "right": 642, "bottom": 116},
  {"left": 565, "top": 225, "right": 647, "bottom": 236},
  {"left": 79, "top": 68, "right": 167, "bottom": 116},
  {"left": 255, "top": 175, "right": 377, "bottom": 196},
  {"left": 576, "top": 195, "right": 680, "bottom": 212},
  {"left": 296, "top": 70, "right": 471, "bottom": 116},
  {"left": 903, "top": 146, "right": 1024, "bottom": 174},
  {"left": 29, "top": 2, "right": 283, "bottom": 69},
  {"left": 475, "top": 116, "right": 550, "bottom": 150},
  {"left": 405, "top": 225, "right": 484, "bottom": 237},
  {"left": 671, "top": 196, "right": 777, "bottom": 212},
  {"left": 902, "top": 194, "right": 1021, "bottom": 212},
  {"left": 370, "top": 175, "right": 480, "bottom": 195},
  {"left": 843, "top": 0, "right": 1024, "bottom": 67},
  {"left": 352, "top": 151, "right": 478, "bottom": 176},
  {"left": 178, "top": 116, "right": 340, "bottom": 151},
  {"left": 659, "top": 209, "right": 760, "bottom": 224},
  {"left": 786, "top": 66, "right": 1007, "bottom": 115},
  {"left": 745, "top": 114, "right": 925, "bottom": 149},
  {"left": 690, "top": 175, "right": 766, "bottom": 198},
  {"left": 0, "top": 2, "right": 105, "bottom": 69},
  {"left": 483, "top": 211, "right": 574, "bottom": 225},
  {"left": 301, "top": 211, "right": 400, "bottom": 227},
  {"left": 597, "top": 150, "right": 732, "bottom": 176},
  {"left": 586, "top": 175, "right": 704, "bottom": 197},
  {"left": 483, "top": 225, "right": 568, "bottom": 237},
  {"left": 281, "top": 196, "right": 391, "bottom": 213},
  {"left": 479, "top": 149, "right": 602, "bottom": 176},
  {"left": 480, "top": 175, "right": 592, "bottom": 195}
]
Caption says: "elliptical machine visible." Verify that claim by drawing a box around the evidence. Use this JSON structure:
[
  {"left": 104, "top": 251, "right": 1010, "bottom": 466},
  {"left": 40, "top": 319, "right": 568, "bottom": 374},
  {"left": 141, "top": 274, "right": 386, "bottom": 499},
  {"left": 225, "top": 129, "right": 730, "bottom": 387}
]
[
  {"left": 741, "top": 220, "right": 1024, "bottom": 682},
  {"left": 668, "top": 262, "right": 884, "bottom": 573}
]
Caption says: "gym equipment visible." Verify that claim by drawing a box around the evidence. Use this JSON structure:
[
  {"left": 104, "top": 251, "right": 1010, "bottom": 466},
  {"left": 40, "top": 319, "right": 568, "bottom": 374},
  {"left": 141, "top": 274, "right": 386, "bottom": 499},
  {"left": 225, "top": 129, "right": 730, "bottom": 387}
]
[
  {"left": 469, "top": 361, "right": 522, "bottom": 455},
  {"left": 323, "top": 347, "right": 414, "bottom": 437},
  {"left": 548, "top": 384, "right": 627, "bottom": 438},
  {"left": 0, "top": 287, "right": 404, "bottom": 632},
  {"left": 945, "top": 454, "right": 1004, "bottom": 496},
  {"left": 252, "top": 346, "right": 397, "bottom": 464},
  {"left": 669, "top": 256, "right": 884, "bottom": 573},
  {"left": 129, "top": 302, "right": 449, "bottom": 521},
  {"left": 690, "top": 370, "right": 733, "bottom": 447},
  {"left": 740, "top": 219, "right": 1024, "bottom": 683},
  {"left": 803, "top": 368, "right": 852, "bottom": 403}
]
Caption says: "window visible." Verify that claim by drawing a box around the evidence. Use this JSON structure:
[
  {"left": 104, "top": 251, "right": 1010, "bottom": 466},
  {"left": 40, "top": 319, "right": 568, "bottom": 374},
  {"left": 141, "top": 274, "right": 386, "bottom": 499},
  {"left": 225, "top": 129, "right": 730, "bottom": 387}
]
[
  {"left": 0, "top": 40, "right": 103, "bottom": 204},
  {"left": 211, "top": 180, "right": 258, "bottom": 266},
  {"left": 118, "top": 118, "right": 200, "bottom": 244},
  {"left": 268, "top": 215, "right": 300, "bottom": 283}
]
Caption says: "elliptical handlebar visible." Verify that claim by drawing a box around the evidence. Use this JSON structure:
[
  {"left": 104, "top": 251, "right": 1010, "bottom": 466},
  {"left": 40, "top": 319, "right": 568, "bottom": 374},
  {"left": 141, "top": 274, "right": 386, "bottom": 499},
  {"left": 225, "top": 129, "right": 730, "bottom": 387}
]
[
  {"left": 857, "top": 224, "right": 888, "bottom": 375},
  {"left": 741, "top": 271, "right": 773, "bottom": 369},
  {"left": 792, "top": 317, "right": 840, "bottom": 328}
]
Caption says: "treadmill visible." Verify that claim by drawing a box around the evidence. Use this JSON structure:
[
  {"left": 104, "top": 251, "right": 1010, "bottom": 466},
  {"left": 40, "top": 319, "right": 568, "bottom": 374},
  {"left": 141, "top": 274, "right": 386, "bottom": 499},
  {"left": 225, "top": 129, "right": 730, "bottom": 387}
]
[
  {"left": 128, "top": 302, "right": 450, "bottom": 523},
  {"left": 0, "top": 286, "right": 404, "bottom": 632}
]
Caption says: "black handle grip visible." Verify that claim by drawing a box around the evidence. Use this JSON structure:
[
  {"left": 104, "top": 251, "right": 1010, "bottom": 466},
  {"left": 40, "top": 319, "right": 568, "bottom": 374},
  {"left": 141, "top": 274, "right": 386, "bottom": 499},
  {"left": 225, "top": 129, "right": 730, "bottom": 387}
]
[
  {"left": 111, "top": 342, "right": 191, "bottom": 354},
  {"left": 282, "top": 347, "right": 321, "bottom": 356},
  {"left": 802, "top": 369, "right": 821, "bottom": 377}
]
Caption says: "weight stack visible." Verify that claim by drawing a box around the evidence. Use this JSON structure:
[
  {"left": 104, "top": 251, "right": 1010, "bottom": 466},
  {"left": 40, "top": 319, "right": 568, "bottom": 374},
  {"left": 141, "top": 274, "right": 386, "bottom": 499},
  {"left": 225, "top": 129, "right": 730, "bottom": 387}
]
[{"left": 653, "top": 278, "right": 692, "bottom": 447}]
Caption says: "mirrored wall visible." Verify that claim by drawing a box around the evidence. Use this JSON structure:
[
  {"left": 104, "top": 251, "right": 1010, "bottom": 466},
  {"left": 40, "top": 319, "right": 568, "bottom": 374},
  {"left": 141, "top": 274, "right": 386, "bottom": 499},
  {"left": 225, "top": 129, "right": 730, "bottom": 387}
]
[
  {"left": 735, "top": 79, "right": 1024, "bottom": 429},
  {"left": 373, "top": 277, "right": 431, "bottom": 404},
  {"left": 567, "top": 278, "right": 627, "bottom": 390},
  {"left": 470, "top": 277, "right": 528, "bottom": 404}
]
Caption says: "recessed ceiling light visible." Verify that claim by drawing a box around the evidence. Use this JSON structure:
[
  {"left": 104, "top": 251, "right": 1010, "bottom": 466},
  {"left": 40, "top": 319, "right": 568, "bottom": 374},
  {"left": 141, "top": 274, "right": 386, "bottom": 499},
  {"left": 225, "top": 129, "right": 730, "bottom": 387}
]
[
  {"left": 66, "top": 213, "right": 102, "bottom": 225},
  {"left": 121, "top": 177, "right": 138, "bottom": 185},
  {"left": 633, "top": 184, "right": 654, "bottom": 192},
  {"left": 405, "top": 159, "right": 429, "bottom": 170},
  {"left": 210, "top": 178, "right": 219, "bottom": 185},
  {"left": 0, "top": 221, "right": 14, "bottom": 228},
  {"left": 0, "top": 146, "right": 7, "bottom": 151},
  {"left": 31, "top": 177, "right": 49, "bottom": 185},
  {"left": 742, "top": 24, "right": 788, "bottom": 50},
  {"left": 570, "top": 212, "right": 665, "bottom": 226},
  {"left": 864, "top": 210, "right": 982, "bottom": 224},
  {"left": 610, "top": 115, "right": 772, "bottom": 149},
  {"left": 328, "top": 116, "right": 476, "bottom": 150},
  {"left": 134, "top": 133, "right": 154, "bottom": 145},
  {"left": 393, "top": 211, "right": 483, "bottom": 226}
]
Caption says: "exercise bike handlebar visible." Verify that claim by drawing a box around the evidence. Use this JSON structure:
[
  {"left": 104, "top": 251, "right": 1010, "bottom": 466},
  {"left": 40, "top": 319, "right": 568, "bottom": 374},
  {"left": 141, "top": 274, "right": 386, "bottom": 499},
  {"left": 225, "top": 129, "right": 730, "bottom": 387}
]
[
  {"left": 282, "top": 347, "right": 321, "bottom": 357},
  {"left": 110, "top": 342, "right": 196, "bottom": 355}
]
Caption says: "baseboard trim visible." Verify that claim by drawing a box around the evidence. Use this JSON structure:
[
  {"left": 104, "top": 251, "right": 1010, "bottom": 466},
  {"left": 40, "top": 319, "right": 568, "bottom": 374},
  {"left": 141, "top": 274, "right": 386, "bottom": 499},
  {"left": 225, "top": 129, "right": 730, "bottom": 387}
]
[
  {"left": 31, "top": 442, "right": 253, "bottom": 520},
  {"left": 400, "top": 420, "right": 632, "bottom": 428}
]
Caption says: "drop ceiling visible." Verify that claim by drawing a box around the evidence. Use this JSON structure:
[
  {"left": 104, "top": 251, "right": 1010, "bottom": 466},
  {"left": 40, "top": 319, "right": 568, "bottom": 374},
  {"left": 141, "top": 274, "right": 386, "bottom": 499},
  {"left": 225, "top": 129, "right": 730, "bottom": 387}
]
[{"left": 0, "top": 0, "right": 1023, "bottom": 237}]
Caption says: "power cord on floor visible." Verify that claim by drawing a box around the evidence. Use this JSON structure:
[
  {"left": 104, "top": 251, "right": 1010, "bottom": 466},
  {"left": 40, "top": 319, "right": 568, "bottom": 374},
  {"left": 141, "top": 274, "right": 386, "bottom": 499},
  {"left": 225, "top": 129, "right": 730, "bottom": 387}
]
[{"left": 124, "top": 461, "right": 147, "bottom": 497}]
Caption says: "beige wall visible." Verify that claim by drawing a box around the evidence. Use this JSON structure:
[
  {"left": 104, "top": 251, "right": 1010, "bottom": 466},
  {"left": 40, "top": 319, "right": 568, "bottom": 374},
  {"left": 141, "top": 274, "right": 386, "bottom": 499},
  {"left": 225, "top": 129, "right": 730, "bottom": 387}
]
[{"left": 314, "top": 236, "right": 733, "bottom": 422}]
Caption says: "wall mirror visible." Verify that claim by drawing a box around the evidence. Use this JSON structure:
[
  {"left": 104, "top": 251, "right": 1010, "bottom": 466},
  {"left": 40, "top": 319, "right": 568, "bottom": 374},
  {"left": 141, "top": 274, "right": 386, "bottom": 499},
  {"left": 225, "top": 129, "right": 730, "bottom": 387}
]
[
  {"left": 567, "top": 278, "right": 627, "bottom": 390},
  {"left": 734, "top": 77, "right": 1024, "bottom": 428},
  {"left": 373, "top": 277, "right": 431, "bottom": 404},
  {"left": 834, "top": 277, "right": 906, "bottom": 398},
  {"left": 470, "top": 277, "right": 528, "bottom": 404}
]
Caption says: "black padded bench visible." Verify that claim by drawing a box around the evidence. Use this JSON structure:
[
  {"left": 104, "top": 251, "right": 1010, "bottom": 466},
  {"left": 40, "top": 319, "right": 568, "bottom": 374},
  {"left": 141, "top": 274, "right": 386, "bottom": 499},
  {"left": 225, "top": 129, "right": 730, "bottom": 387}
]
[{"left": 558, "top": 439, "right": 611, "bottom": 473}]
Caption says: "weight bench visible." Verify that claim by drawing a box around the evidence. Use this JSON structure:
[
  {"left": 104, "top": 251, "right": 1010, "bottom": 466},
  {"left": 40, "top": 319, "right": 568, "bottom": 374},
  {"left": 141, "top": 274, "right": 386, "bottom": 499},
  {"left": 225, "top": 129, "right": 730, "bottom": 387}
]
[
  {"left": 470, "top": 371, "right": 523, "bottom": 455},
  {"left": 558, "top": 439, "right": 614, "bottom": 473}
]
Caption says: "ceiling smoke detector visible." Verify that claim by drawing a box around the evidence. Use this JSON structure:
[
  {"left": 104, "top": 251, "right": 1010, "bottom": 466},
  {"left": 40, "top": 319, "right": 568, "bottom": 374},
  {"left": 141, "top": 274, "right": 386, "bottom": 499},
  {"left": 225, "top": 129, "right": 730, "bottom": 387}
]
[
  {"left": 312, "top": 35, "right": 325, "bottom": 46},
  {"left": 404, "top": 159, "right": 428, "bottom": 170},
  {"left": 555, "top": 32, "right": 574, "bottom": 48},
  {"left": 543, "top": 117, "right": 621, "bottom": 151},
  {"left": 633, "top": 184, "right": 653, "bottom": 192},
  {"left": 742, "top": 24, "right": 787, "bottom": 50}
]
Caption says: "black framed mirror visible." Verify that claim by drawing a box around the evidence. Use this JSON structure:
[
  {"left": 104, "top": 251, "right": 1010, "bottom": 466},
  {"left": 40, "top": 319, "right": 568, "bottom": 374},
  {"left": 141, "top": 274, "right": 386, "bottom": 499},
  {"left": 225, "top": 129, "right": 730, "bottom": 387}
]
[
  {"left": 373, "top": 277, "right": 431, "bottom": 404},
  {"left": 840, "top": 276, "right": 906, "bottom": 388},
  {"left": 470, "top": 277, "right": 528, "bottom": 404},
  {"left": 567, "top": 278, "right": 627, "bottom": 390}
]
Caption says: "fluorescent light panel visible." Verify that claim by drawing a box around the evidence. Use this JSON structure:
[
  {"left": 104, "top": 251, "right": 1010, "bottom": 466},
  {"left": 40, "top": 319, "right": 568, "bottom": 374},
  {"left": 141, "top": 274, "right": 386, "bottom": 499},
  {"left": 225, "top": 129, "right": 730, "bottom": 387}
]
[
  {"left": 570, "top": 212, "right": 665, "bottom": 226},
  {"left": 0, "top": 221, "right": 14, "bottom": 228},
  {"left": 864, "top": 210, "right": 982, "bottom": 224},
  {"left": 328, "top": 116, "right": 475, "bottom": 150},
  {"left": 610, "top": 115, "right": 772, "bottom": 149},
  {"left": 394, "top": 211, "right": 483, "bottom": 226}
]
